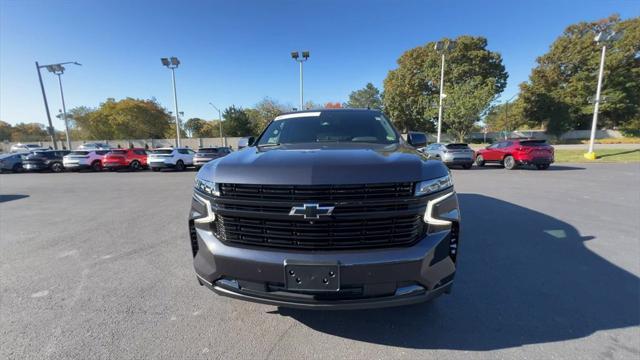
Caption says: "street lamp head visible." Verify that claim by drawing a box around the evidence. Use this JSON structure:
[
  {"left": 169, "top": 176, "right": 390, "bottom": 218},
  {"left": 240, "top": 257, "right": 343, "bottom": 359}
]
[
  {"left": 161, "top": 58, "right": 170, "bottom": 66},
  {"left": 170, "top": 57, "right": 180, "bottom": 66},
  {"left": 291, "top": 51, "right": 299, "bottom": 60},
  {"left": 447, "top": 41, "right": 456, "bottom": 51},
  {"left": 72, "top": 62, "right": 82, "bottom": 66},
  {"left": 46, "top": 64, "right": 65, "bottom": 74},
  {"left": 434, "top": 41, "right": 445, "bottom": 51},
  {"left": 302, "top": 51, "right": 310, "bottom": 59},
  {"left": 594, "top": 30, "right": 622, "bottom": 44}
]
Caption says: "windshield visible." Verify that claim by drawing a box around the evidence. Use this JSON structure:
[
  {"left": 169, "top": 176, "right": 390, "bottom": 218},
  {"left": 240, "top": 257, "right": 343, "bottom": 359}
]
[
  {"left": 257, "top": 111, "right": 398, "bottom": 146},
  {"left": 25, "top": 144, "right": 41, "bottom": 148},
  {"left": 198, "top": 148, "right": 218, "bottom": 153}
]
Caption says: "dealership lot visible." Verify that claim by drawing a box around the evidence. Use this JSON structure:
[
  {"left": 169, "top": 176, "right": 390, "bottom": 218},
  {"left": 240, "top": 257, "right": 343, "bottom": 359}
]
[{"left": 1, "top": 164, "right": 638, "bottom": 359}]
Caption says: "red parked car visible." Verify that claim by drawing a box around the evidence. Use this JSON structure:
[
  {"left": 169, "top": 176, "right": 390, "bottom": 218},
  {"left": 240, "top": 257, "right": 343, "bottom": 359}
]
[
  {"left": 475, "top": 139, "right": 554, "bottom": 170},
  {"left": 102, "top": 148, "right": 148, "bottom": 171}
]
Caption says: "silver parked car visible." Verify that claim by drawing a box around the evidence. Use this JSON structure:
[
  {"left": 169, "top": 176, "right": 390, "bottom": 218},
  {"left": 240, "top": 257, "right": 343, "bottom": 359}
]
[
  {"left": 423, "top": 143, "right": 475, "bottom": 169},
  {"left": 193, "top": 147, "right": 232, "bottom": 169},
  {"left": 0, "top": 153, "right": 25, "bottom": 172},
  {"left": 10, "top": 143, "right": 48, "bottom": 153}
]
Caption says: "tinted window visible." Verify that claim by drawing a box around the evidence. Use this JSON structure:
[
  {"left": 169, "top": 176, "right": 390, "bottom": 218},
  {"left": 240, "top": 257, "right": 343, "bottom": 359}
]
[
  {"left": 69, "top": 151, "right": 89, "bottom": 155},
  {"left": 198, "top": 148, "right": 218, "bottom": 153},
  {"left": 487, "top": 143, "right": 501, "bottom": 149},
  {"left": 520, "top": 140, "right": 548, "bottom": 147},
  {"left": 258, "top": 111, "right": 398, "bottom": 145},
  {"left": 110, "top": 150, "right": 127, "bottom": 155},
  {"left": 177, "top": 149, "right": 188, "bottom": 154},
  {"left": 134, "top": 150, "right": 146, "bottom": 155},
  {"left": 95, "top": 150, "right": 109, "bottom": 155},
  {"left": 152, "top": 149, "right": 174, "bottom": 155},
  {"left": 446, "top": 143, "right": 470, "bottom": 150}
]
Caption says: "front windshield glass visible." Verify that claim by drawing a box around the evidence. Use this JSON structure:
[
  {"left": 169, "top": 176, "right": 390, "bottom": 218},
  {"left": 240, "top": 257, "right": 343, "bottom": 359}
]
[{"left": 257, "top": 111, "right": 398, "bottom": 146}]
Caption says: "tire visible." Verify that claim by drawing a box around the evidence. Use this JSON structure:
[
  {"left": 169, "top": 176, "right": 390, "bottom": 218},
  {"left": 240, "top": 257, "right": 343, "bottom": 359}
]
[
  {"left": 537, "top": 164, "right": 550, "bottom": 170},
  {"left": 151, "top": 167, "right": 160, "bottom": 172},
  {"left": 12, "top": 163, "right": 23, "bottom": 173},
  {"left": 175, "top": 160, "right": 185, "bottom": 171},
  {"left": 462, "top": 163, "right": 472, "bottom": 170},
  {"left": 91, "top": 161, "right": 102, "bottom": 172},
  {"left": 475, "top": 155, "right": 485, "bottom": 167},
  {"left": 50, "top": 162, "right": 64, "bottom": 173},
  {"left": 130, "top": 160, "right": 141, "bottom": 171},
  {"left": 503, "top": 155, "right": 517, "bottom": 170}
]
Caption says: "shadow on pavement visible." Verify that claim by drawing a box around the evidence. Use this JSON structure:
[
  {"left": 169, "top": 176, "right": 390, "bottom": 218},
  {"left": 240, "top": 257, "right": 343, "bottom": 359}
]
[
  {"left": 274, "top": 194, "right": 639, "bottom": 350},
  {"left": 0, "top": 194, "right": 29, "bottom": 203},
  {"left": 597, "top": 149, "right": 639, "bottom": 159}
]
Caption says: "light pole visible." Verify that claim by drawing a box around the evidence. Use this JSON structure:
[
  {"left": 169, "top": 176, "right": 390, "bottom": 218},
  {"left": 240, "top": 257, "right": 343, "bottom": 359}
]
[
  {"left": 291, "top": 51, "right": 309, "bottom": 110},
  {"left": 434, "top": 41, "right": 455, "bottom": 143},
  {"left": 35, "top": 62, "right": 56, "bottom": 148},
  {"left": 43, "top": 61, "right": 81, "bottom": 150},
  {"left": 585, "top": 31, "right": 621, "bottom": 160},
  {"left": 208, "top": 102, "right": 225, "bottom": 146},
  {"left": 161, "top": 57, "right": 182, "bottom": 147}
]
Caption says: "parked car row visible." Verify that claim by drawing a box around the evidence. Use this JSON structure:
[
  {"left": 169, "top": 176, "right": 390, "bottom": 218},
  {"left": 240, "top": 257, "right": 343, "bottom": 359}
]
[
  {"left": 420, "top": 139, "right": 555, "bottom": 170},
  {"left": 0, "top": 146, "right": 233, "bottom": 173}
]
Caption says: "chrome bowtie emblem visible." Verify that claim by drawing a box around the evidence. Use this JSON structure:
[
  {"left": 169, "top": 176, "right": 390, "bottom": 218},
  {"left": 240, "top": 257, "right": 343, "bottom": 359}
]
[{"left": 289, "top": 203, "right": 334, "bottom": 219}]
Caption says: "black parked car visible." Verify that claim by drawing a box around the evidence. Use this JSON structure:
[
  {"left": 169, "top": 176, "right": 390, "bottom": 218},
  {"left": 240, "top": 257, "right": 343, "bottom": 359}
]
[
  {"left": 190, "top": 109, "right": 460, "bottom": 309},
  {"left": 22, "top": 150, "right": 70, "bottom": 173}
]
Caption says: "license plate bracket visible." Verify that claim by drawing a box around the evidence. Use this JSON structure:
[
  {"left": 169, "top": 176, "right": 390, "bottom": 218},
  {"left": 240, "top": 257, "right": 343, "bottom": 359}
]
[{"left": 284, "top": 261, "right": 340, "bottom": 291}]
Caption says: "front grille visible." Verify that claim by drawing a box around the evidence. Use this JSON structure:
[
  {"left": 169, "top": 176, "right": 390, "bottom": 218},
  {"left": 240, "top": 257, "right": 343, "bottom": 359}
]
[
  {"left": 209, "top": 182, "right": 427, "bottom": 250},
  {"left": 213, "top": 214, "right": 424, "bottom": 249},
  {"left": 219, "top": 183, "right": 414, "bottom": 201}
]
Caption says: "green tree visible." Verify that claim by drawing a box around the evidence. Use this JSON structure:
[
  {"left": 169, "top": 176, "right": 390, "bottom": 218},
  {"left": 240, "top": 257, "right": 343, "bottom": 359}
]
[
  {"left": 0, "top": 121, "right": 12, "bottom": 141},
  {"left": 383, "top": 36, "right": 508, "bottom": 136},
  {"left": 519, "top": 15, "right": 640, "bottom": 136},
  {"left": 484, "top": 99, "right": 529, "bottom": 132},
  {"left": 70, "top": 98, "right": 172, "bottom": 139},
  {"left": 345, "top": 83, "right": 383, "bottom": 109},
  {"left": 246, "top": 98, "right": 289, "bottom": 135},
  {"left": 222, "top": 106, "right": 253, "bottom": 137},
  {"left": 10, "top": 123, "right": 49, "bottom": 142},
  {"left": 184, "top": 118, "right": 207, "bottom": 138}
]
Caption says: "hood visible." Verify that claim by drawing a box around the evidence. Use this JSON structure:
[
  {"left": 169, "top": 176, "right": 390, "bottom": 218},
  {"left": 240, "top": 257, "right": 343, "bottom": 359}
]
[{"left": 199, "top": 143, "right": 448, "bottom": 185}]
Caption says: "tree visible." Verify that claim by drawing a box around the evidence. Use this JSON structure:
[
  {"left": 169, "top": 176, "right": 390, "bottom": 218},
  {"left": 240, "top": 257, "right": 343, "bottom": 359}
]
[
  {"left": 9, "top": 123, "right": 49, "bottom": 142},
  {"left": 345, "top": 83, "right": 383, "bottom": 109},
  {"left": 519, "top": 15, "right": 640, "bottom": 136},
  {"left": 246, "top": 98, "right": 289, "bottom": 135},
  {"left": 222, "top": 106, "right": 253, "bottom": 137},
  {"left": 484, "top": 99, "right": 529, "bottom": 132},
  {"left": 0, "top": 121, "right": 12, "bottom": 141},
  {"left": 324, "top": 102, "right": 342, "bottom": 109},
  {"left": 184, "top": 118, "right": 207, "bottom": 138},
  {"left": 70, "top": 98, "right": 172, "bottom": 139},
  {"left": 383, "top": 36, "right": 508, "bottom": 136}
]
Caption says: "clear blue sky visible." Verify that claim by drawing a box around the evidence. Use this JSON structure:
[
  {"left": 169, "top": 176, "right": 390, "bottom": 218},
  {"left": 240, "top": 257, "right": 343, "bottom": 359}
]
[{"left": 1, "top": 0, "right": 637, "bottom": 129}]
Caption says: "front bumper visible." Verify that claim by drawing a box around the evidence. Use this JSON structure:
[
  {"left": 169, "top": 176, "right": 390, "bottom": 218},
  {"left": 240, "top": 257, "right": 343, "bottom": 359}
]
[{"left": 190, "top": 191, "right": 459, "bottom": 310}]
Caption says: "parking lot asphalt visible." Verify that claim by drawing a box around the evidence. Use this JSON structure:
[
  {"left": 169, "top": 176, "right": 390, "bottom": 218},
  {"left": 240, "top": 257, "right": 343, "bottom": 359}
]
[{"left": 1, "top": 164, "right": 639, "bottom": 360}]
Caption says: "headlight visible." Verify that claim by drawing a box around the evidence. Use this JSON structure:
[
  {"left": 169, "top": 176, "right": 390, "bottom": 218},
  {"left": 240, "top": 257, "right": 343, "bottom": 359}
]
[
  {"left": 194, "top": 177, "right": 220, "bottom": 196},
  {"left": 415, "top": 175, "right": 452, "bottom": 196}
]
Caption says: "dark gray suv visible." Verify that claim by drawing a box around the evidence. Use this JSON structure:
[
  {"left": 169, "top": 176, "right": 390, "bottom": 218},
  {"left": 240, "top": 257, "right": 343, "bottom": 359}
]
[{"left": 189, "top": 109, "right": 460, "bottom": 309}]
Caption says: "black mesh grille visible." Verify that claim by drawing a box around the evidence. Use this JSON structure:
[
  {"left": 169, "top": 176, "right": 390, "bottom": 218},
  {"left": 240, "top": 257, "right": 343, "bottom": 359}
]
[
  {"left": 209, "top": 182, "right": 427, "bottom": 250},
  {"left": 213, "top": 214, "right": 423, "bottom": 249}
]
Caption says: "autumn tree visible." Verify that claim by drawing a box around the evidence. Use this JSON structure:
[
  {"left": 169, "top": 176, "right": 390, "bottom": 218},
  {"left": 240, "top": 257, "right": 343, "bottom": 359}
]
[
  {"left": 383, "top": 35, "right": 507, "bottom": 139},
  {"left": 246, "top": 98, "right": 289, "bottom": 135},
  {"left": 519, "top": 15, "right": 640, "bottom": 136},
  {"left": 324, "top": 102, "right": 342, "bottom": 109},
  {"left": 345, "top": 83, "right": 383, "bottom": 110}
]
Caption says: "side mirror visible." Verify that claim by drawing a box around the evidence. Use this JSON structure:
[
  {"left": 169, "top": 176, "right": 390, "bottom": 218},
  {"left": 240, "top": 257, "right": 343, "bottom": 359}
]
[
  {"left": 237, "top": 136, "right": 255, "bottom": 149},
  {"left": 407, "top": 132, "right": 427, "bottom": 148}
]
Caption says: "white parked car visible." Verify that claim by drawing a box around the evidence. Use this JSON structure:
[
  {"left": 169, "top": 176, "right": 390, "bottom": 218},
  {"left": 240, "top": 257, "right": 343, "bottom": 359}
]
[
  {"left": 77, "top": 142, "right": 112, "bottom": 150},
  {"left": 10, "top": 143, "right": 49, "bottom": 153},
  {"left": 148, "top": 147, "right": 195, "bottom": 171},
  {"left": 63, "top": 150, "right": 110, "bottom": 171}
]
